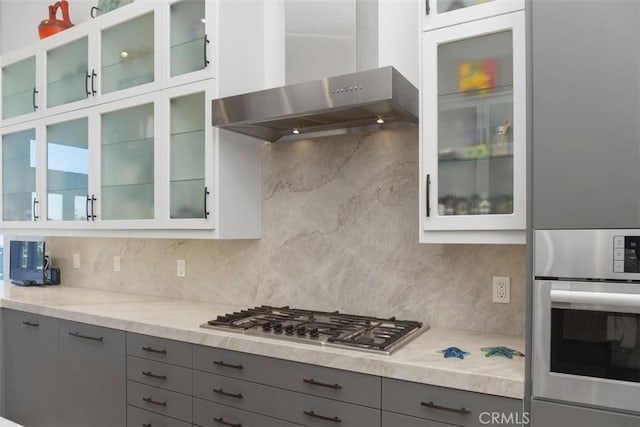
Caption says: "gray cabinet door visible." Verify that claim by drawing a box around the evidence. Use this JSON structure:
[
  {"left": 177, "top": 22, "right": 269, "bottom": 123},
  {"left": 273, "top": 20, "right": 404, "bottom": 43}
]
[
  {"left": 531, "top": 399, "right": 640, "bottom": 427},
  {"left": 532, "top": 0, "right": 640, "bottom": 229},
  {"left": 57, "top": 319, "right": 126, "bottom": 427},
  {"left": 3, "top": 310, "right": 59, "bottom": 427}
]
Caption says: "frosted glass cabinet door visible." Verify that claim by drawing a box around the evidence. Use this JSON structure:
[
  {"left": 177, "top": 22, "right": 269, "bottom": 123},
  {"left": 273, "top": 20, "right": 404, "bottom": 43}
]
[
  {"left": 2, "top": 128, "right": 38, "bottom": 221},
  {"left": 46, "top": 117, "right": 89, "bottom": 221},
  {"left": 101, "top": 12, "right": 155, "bottom": 95},
  {"left": 169, "top": 0, "right": 208, "bottom": 79},
  {"left": 100, "top": 102, "right": 155, "bottom": 221},
  {"left": 169, "top": 91, "right": 207, "bottom": 220},
  {"left": 46, "top": 37, "right": 90, "bottom": 109},
  {"left": 423, "top": 0, "right": 524, "bottom": 31},
  {"left": 2, "top": 56, "right": 37, "bottom": 120}
]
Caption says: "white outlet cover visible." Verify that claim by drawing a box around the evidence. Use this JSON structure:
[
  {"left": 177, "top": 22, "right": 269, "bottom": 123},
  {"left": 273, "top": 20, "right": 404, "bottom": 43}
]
[
  {"left": 177, "top": 259, "right": 186, "bottom": 278},
  {"left": 73, "top": 253, "right": 80, "bottom": 269},
  {"left": 493, "top": 276, "right": 511, "bottom": 303}
]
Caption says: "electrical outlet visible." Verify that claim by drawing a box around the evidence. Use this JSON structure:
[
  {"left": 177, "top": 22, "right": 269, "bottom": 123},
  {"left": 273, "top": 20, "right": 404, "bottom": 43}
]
[
  {"left": 113, "top": 256, "right": 121, "bottom": 272},
  {"left": 177, "top": 259, "right": 186, "bottom": 278},
  {"left": 73, "top": 253, "right": 80, "bottom": 269},
  {"left": 493, "top": 276, "right": 510, "bottom": 303}
]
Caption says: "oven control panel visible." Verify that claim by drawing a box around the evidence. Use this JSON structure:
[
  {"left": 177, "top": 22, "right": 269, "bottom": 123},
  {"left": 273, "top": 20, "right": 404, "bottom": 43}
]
[{"left": 613, "top": 235, "right": 640, "bottom": 273}]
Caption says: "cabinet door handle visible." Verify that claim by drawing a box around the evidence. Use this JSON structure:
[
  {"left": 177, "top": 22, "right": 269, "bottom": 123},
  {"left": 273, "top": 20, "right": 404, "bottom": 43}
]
[
  {"left": 213, "top": 388, "right": 243, "bottom": 399},
  {"left": 142, "top": 396, "right": 167, "bottom": 407},
  {"left": 204, "top": 34, "right": 210, "bottom": 67},
  {"left": 91, "top": 69, "right": 97, "bottom": 95},
  {"left": 33, "top": 198, "right": 39, "bottom": 221},
  {"left": 421, "top": 400, "right": 471, "bottom": 415},
  {"left": 303, "top": 410, "right": 341, "bottom": 423},
  {"left": 213, "top": 417, "right": 243, "bottom": 427},
  {"left": 90, "top": 194, "right": 97, "bottom": 220},
  {"left": 425, "top": 174, "right": 431, "bottom": 217},
  {"left": 142, "top": 371, "right": 167, "bottom": 381},
  {"left": 68, "top": 331, "right": 103, "bottom": 342},
  {"left": 303, "top": 378, "right": 342, "bottom": 390},
  {"left": 32, "top": 87, "right": 39, "bottom": 110},
  {"left": 142, "top": 346, "right": 167, "bottom": 355},
  {"left": 22, "top": 320, "right": 39, "bottom": 327},
  {"left": 425, "top": 0, "right": 430, "bottom": 15},
  {"left": 142, "top": 424, "right": 151, "bottom": 427},
  {"left": 213, "top": 360, "right": 243, "bottom": 370},
  {"left": 85, "top": 71, "right": 91, "bottom": 96},
  {"left": 204, "top": 186, "right": 210, "bottom": 219}
]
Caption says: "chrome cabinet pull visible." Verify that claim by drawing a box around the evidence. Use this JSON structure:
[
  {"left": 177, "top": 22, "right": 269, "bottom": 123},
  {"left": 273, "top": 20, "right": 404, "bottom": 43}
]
[
  {"left": 213, "top": 388, "right": 243, "bottom": 399},
  {"left": 33, "top": 88, "right": 39, "bottom": 110},
  {"left": 33, "top": 198, "right": 39, "bottom": 221},
  {"left": 68, "top": 331, "right": 103, "bottom": 342},
  {"left": 90, "top": 69, "right": 97, "bottom": 95},
  {"left": 142, "top": 371, "right": 167, "bottom": 380},
  {"left": 213, "top": 360, "right": 243, "bottom": 370},
  {"left": 421, "top": 400, "right": 471, "bottom": 415},
  {"left": 142, "top": 396, "right": 167, "bottom": 407},
  {"left": 303, "top": 378, "right": 342, "bottom": 390},
  {"left": 142, "top": 346, "right": 167, "bottom": 355},
  {"left": 304, "top": 410, "right": 341, "bottom": 423}
]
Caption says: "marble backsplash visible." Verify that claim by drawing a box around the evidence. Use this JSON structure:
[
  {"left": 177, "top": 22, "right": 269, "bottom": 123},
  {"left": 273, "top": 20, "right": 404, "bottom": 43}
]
[{"left": 46, "top": 127, "right": 526, "bottom": 335}]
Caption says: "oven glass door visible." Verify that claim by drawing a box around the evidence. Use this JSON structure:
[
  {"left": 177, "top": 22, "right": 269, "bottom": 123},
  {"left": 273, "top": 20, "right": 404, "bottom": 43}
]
[{"left": 550, "top": 308, "right": 640, "bottom": 383}]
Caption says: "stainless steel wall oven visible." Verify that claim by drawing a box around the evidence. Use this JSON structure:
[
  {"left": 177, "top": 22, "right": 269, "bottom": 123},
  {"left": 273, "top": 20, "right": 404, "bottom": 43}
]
[{"left": 532, "top": 230, "right": 640, "bottom": 414}]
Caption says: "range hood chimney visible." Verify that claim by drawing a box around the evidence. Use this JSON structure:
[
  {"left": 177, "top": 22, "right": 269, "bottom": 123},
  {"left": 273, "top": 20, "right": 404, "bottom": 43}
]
[{"left": 211, "top": 0, "right": 418, "bottom": 142}]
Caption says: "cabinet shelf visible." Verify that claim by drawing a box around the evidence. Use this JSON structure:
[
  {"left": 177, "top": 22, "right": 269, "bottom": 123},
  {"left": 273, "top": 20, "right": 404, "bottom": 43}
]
[
  {"left": 2, "top": 87, "right": 34, "bottom": 100},
  {"left": 439, "top": 152, "right": 513, "bottom": 164},
  {"left": 170, "top": 128, "right": 205, "bottom": 138},
  {"left": 102, "top": 136, "right": 154, "bottom": 147},
  {"left": 439, "top": 85, "right": 513, "bottom": 103}
]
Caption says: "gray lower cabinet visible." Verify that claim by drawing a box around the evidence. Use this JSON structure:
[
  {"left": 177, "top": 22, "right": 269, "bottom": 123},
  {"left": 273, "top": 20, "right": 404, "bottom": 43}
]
[
  {"left": 57, "top": 319, "right": 126, "bottom": 427},
  {"left": 3, "top": 310, "right": 59, "bottom": 427},
  {"left": 382, "top": 378, "right": 523, "bottom": 427},
  {"left": 530, "top": 399, "right": 640, "bottom": 427}
]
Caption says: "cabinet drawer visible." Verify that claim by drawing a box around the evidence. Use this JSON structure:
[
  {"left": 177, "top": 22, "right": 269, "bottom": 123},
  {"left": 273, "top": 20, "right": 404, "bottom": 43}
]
[
  {"left": 382, "top": 378, "right": 522, "bottom": 427},
  {"left": 127, "top": 405, "right": 191, "bottom": 427},
  {"left": 127, "top": 355, "right": 192, "bottom": 395},
  {"left": 382, "top": 411, "right": 460, "bottom": 427},
  {"left": 128, "top": 332, "right": 193, "bottom": 367},
  {"left": 194, "top": 371, "right": 380, "bottom": 427},
  {"left": 193, "top": 345, "right": 380, "bottom": 408},
  {"left": 193, "top": 398, "right": 302, "bottom": 427},
  {"left": 127, "top": 381, "right": 193, "bottom": 423}
]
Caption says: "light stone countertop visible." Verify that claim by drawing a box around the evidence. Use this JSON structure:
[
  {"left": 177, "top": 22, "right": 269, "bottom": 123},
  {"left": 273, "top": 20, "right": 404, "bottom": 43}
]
[{"left": 0, "top": 283, "right": 525, "bottom": 399}]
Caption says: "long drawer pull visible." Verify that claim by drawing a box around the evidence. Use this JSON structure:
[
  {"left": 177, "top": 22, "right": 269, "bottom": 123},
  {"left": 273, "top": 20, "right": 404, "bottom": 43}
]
[
  {"left": 421, "top": 400, "right": 471, "bottom": 415},
  {"left": 22, "top": 321, "right": 40, "bottom": 327},
  {"left": 68, "top": 331, "right": 103, "bottom": 342},
  {"left": 142, "top": 346, "right": 167, "bottom": 355},
  {"left": 304, "top": 410, "right": 341, "bottom": 423},
  {"left": 142, "top": 396, "right": 167, "bottom": 407},
  {"left": 213, "top": 360, "right": 244, "bottom": 370},
  {"left": 142, "top": 371, "right": 167, "bottom": 380},
  {"left": 303, "top": 378, "right": 342, "bottom": 390},
  {"left": 213, "top": 417, "right": 243, "bottom": 427},
  {"left": 213, "top": 388, "right": 243, "bottom": 399},
  {"left": 142, "top": 424, "right": 151, "bottom": 427}
]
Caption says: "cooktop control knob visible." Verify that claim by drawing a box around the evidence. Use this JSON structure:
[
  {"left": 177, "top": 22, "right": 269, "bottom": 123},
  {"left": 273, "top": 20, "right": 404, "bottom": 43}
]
[
  {"left": 309, "top": 328, "right": 320, "bottom": 338},
  {"left": 296, "top": 326, "right": 306, "bottom": 336},
  {"left": 273, "top": 322, "right": 283, "bottom": 333},
  {"left": 285, "top": 325, "right": 295, "bottom": 335}
]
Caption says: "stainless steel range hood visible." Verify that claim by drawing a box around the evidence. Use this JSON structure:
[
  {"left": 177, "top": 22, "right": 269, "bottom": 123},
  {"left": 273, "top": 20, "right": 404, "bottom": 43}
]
[{"left": 211, "top": 66, "right": 418, "bottom": 142}]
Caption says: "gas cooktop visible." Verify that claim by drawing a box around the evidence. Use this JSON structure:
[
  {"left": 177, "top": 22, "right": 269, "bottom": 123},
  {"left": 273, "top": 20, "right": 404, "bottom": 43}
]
[{"left": 201, "top": 306, "right": 426, "bottom": 355}]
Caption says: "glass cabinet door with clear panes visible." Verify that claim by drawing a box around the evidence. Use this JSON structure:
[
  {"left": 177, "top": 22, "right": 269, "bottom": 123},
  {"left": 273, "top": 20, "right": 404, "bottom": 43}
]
[
  {"left": 164, "top": 0, "right": 216, "bottom": 87},
  {"left": 43, "top": 112, "right": 94, "bottom": 226},
  {"left": 421, "top": 12, "right": 525, "bottom": 243},
  {"left": 422, "top": 0, "right": 524, "bottom": 31},
  {"left": 97, "top": 2, "right": 161, "bottom": 104},
  {"left": 163, "top": 82, "right": 215, "bottom": 229},
  {"left": 1, "top": 52, "right": 40, "bottom": 126},
  {"left": 95, "top": 93, "right": 160, "bottom": 228},
  {"left": 1, "top": 123, "right": 43, "bottom": 228}
]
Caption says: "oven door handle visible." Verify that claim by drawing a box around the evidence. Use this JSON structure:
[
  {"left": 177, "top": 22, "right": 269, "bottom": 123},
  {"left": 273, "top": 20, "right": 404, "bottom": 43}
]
[{"left": 550, "top": 290, "right": 640, "bottom": 313}]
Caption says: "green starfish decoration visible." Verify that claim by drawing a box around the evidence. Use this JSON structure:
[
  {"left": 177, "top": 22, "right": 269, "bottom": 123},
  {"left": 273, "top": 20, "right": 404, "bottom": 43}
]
[{"left": 480, "top": 346, "right": 525, "bottom": 359}]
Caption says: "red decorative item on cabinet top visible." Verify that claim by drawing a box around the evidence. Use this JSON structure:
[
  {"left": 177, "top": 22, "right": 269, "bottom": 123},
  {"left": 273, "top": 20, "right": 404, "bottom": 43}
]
[{"left": 38, "top": 0, "right": 74, "bottom": 39}]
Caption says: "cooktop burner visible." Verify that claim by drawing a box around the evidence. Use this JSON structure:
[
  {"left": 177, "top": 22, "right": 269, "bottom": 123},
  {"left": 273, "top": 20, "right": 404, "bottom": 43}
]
[{"left": 200, "top": 306, "right": 426, "bottom": 355}]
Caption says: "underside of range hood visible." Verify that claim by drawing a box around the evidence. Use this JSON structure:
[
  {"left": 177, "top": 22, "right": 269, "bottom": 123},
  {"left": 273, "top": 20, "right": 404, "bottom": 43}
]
[{"left": 211, "top": 66, "right": 418, "bottom": 142}]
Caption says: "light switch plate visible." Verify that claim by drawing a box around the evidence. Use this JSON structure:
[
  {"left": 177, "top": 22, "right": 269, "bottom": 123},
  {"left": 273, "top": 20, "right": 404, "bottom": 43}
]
[{"left": 177, "top": 259, "right": 186, "bottom": 278}]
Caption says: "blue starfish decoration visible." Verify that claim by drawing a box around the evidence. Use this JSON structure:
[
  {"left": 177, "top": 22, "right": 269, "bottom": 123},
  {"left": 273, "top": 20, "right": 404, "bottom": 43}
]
[
  {"left": 480, "top": 346, "right": 525, "bottom": 359},
  {"left": 438, "top": 346, "right": 470, "bottom": 359}
]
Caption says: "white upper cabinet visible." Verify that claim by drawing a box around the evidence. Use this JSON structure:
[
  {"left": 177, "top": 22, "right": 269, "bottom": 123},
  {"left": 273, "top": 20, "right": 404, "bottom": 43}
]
[
  {"left": 1, "top": 51, "right": 42, "bottom": 127},
  {"left": 421, "top": 0, "right": 524, "bottom": 31},
  {"left": 420, "top": 11, "right": 526, "bottom": 244}
]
